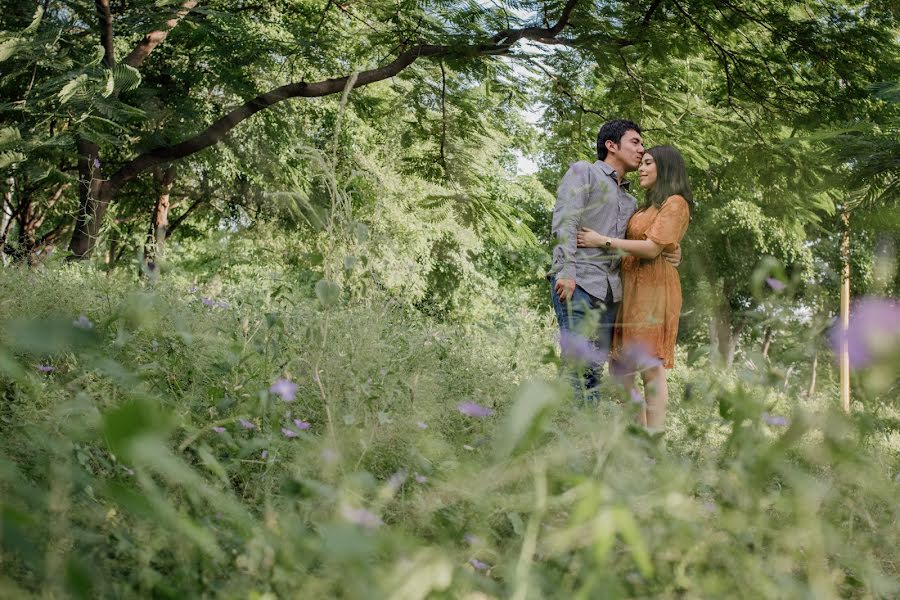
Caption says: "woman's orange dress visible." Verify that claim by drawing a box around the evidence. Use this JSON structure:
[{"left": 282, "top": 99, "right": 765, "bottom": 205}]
[{"left": 611, "top": 195, "right": 690, "bottom": 369}]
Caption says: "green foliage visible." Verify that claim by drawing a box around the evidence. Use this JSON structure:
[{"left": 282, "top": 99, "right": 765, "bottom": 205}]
[{"left": 0, "top": 260, "right": 898, "bottom": 598}]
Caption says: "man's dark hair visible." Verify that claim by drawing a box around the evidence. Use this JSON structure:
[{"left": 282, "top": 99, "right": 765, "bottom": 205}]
[{"left": 596, "top": 119, "right": 642, "bottom": 160}]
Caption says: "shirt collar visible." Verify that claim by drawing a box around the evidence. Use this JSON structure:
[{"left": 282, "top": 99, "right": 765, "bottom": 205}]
[{"left": 595, "top": 160, "right": 631, "bottom": 190}]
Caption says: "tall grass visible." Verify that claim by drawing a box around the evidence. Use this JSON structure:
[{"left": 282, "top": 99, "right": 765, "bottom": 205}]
[{"left": 0, "top": 259, "right": 898, "bottom": 598}]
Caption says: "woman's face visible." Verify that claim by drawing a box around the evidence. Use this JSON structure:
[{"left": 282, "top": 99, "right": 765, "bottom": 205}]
[{"left": 638, "top": 153, "right": 657, "bottom": 189}]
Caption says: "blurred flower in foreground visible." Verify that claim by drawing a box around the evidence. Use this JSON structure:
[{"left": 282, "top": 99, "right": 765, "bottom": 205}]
[
  {"left": 416, "top": 421, "right": 428, "bottom": 430},
  {"left": 458, "top": 402, "right": 493, "bottom": 418},
  {"left": 559, "top": 330, "right": 607, "bottom": 365},
  {"left": 261, "top": 450, "right": 268, "bottom": 459},
  {"left": 829, "top": 297, "right": 900, "bottom": 369},
  {"left": 292, "top": 419, "right": 310, "bottom": 430},
  {"left": 281, "top": 427, "right": 299, "bottom": 438},
  {"left": 388, "top": 471, "right": 407, "bottom": 491},
  {"left": 629, "top": 388, "right": 645, "bottom": 406},
  {"left": 414, "top": 473, "right": 428, "bottom": 484},
  {"left": 36, "top": 364, "right": 54, "bottom": 373},
  {"left": 238, "top": 418, "right": 255, "bottom": 429},
  {"left": 341, "top": 505, "right": 382, "bottom": 528},
  {"left": 201, "top": 297, "right": 215, "bottom": 307},
  {"left": 73, "top": 315, "right": 93, "bottom": 329},
  {"left": 765, "top": 277, "right": 786, "bottom": 291},
  {"left": 762, "top": 412, "right": 789, "bottom": 427},
  {"left": 610, "top": 343, "right": 662, "bottom": 376},
  {"left": 211, "top": 426, "right": 226, "bottom": 433},
  {"left": 269, "top": 378, "right": 297, "bottom": 401},
  {"left": 469, "top": 558, "right": 490, "bottom": 572}
]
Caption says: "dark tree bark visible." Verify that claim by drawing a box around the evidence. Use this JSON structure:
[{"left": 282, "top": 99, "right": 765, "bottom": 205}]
[
  {"left": 122, "top": 0, "right": 198, "bottom": 68},
  {"left": 144, "top": 165, "right": 176, "bottom": 266}
]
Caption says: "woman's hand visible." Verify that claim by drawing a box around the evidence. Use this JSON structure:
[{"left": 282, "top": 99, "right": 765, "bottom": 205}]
[{"left": 577, "top": 227, "right": 607, "bottom": 248}]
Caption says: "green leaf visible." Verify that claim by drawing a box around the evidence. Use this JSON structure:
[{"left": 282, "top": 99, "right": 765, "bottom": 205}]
[
  {"left": 387, "top": 549, "right": 453, "bottom": 600},
  {"left": 0, "top": 38, "right": 24, "bottom": 63},
  {"left": 24, "top": 6, "right": 44, "bottom": 35},
  {"left": 494, "top": 378, "right": 561, "bottom": 459},
  {"left": 111, "top": 64, "right": 141, "bottom": 93},
  {"left": 315, "top": 279, "right": 342, "bottom": 307},
  {"left": 0, "top": 151, "right": 26, "bottom": 170},
  {"left": 612, "top": 508, "right": 654, "bottom": 577},
  {"left": 58, "top": 74, "right": 88, "bottom": 105}
]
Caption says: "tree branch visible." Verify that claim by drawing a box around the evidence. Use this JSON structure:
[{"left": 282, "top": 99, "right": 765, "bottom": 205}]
[
  {"left": 108, "top": 1, "right": 585, "bottom": 191},
  {"left": 95, "top": 0, "right": 115, "bottom": 67},
  {"left": 166, "top": 197, "right": 205, "bottom": 238},
  {"left": 122, "top": 0, "right": 198, "bottom": 68}
]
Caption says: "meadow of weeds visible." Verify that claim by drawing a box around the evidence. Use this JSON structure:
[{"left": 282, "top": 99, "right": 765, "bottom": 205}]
[{"left": 0, "top": 254, "right": 898, "bottom": 599}]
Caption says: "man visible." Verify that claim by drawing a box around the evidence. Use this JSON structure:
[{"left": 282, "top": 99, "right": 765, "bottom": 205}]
[{"left": 548, "top": 119, "right": 679, "bottom": 400}]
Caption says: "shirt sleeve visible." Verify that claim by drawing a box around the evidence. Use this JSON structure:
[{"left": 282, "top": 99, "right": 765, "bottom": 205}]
[
  {"left": 551, "top": 162, "right": 593, "bottom": 280},
  {"left": 644, "top": 195, "right": 690, "bottom": 248}
]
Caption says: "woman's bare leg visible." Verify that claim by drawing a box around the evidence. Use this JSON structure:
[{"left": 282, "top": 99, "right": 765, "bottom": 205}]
[{"left": 640, "top": 365, "right": 668, "bottom": 433}]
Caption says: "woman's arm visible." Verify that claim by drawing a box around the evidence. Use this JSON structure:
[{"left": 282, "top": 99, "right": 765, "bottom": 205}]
[{"left": 576, "top": 227, "right": 664, "bottom": 259}]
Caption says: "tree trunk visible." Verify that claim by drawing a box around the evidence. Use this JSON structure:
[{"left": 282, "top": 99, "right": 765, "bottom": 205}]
[
  {"left": 839, "top": 210, "right": 851, "bottom": 413},
  {"left": 807, "top": 348, "right": 818, "bottom": 398},
  {"left": 68, "top": 139, "right": 115, "bottom": 260},
  {"left": 144, "top": 165, "right": 176, "bottom": 269},
  {"left": 761, "top": 326, "right": 773, "bottom": 361},
  {"left": 711, "top": 312, "right": 741, "bottom": 367},
  {"left": 1, "top": 177, "right": 13, "bottom": 251}
]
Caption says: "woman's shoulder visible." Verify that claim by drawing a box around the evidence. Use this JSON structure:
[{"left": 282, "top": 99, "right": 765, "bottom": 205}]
[{"left": 663, "top": 195, "right": 690, "bottom": 211}]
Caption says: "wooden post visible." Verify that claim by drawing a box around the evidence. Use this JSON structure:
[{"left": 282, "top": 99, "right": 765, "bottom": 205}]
[{"left": 840, "top": 210, "right": 851, "bottom": 413}]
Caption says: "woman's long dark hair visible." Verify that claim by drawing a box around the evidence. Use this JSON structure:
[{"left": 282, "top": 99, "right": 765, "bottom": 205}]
[{"left": 639, "top": 145, "right": 694, "bottom": 213}]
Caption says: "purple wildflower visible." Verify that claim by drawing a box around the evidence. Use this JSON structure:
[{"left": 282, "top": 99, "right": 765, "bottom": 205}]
[
  {"left": 458, "top": 402, "right": 494, "bottom": 418},
  {"left": 201, "top": 297, "right": 215, "bottom": 307},
  {"left": 829, "top": 297, "right": 900, "bottom": 369},
  {"left": 341, "top": 505, "right": 382, "bottom": 528},
  {"left": 293, "top": 419, "right": 310, "bottom": 430},
  {"left": 765, "top": 277, "right": 786, "bottom": 291},
  {"left": 558, "top": 330, "right": 607, "bottom": 365},
  {"left": 629, "top": 388, "right": 645, "bottom": 406},
  {"left": 281, "top": 427, "right": 299, "bottom": 438},
  {"left": 469, "top": 558, "right": 490, "bottom": 571},
  {"left": 261, "top": 450, "right": 268, "bottom": 459},
  {"left": 238, "top": 418, "right": 255, "bottom": 430},
  {"left": 388, "top": 470, "right": 408, "bottom": 490},
  {"left": 211, "top": 426, "right": 226, "bottom": 433},
  {"left": 414, "top": 473, "right": 428, "bottom": 484},
  {"left": 762, "top": 412, "right": 789, "bottom": 427},
  {"left": 73, "top": 315, "right": 93, "bottom": 329},
  {"left": 215, "top": 300, "right": 229, "bottom": 309},
  {"left": 269, "top": 378, "right": 298, "bottom": 402},
  {"left": 188, "top": 285, "right": 198, "bottom": 294},
  {"left": 92, "top": 158, "right": 101, "bottom": 169},
  {"left": 610, "top": 343, "right": 662, "bottom": 376},
  {"left": 416, "top": 421, "right": 428, "bottom": 430},
  {"left": 36, "top": 364, "right": 54, "bottom": 373}
]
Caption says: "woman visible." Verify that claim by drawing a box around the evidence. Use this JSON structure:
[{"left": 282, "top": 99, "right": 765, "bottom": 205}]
[{"left": 576, "top": 145, "right": 692, "bottom": 433}]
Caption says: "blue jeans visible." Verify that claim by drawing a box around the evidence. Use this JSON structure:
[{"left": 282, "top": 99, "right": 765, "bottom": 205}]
[{"left": 549, "top": 276, "right": 619, "bottom": 401}]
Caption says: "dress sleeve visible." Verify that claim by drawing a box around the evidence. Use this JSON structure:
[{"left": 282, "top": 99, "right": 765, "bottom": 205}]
[{"left": 644, "top": 195, "right": 690, "bottom": 247}]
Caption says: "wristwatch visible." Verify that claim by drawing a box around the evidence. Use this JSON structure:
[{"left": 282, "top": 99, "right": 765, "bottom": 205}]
[{"left": 605, "top": 238, "right": 612, "bottom": 249}]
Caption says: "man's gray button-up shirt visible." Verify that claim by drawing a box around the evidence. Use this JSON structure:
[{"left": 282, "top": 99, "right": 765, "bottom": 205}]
[{"left": 548, "top": 159, "right": 638, "bottom": 303}]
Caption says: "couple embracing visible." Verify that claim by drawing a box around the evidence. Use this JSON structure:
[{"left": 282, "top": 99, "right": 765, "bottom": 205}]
[{"left": 548, "top": 120, "right": 693, "bottom": 433}]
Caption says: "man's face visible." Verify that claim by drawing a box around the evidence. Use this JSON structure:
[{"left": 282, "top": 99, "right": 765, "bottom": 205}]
[{"left": 608, "top": 130, "right": 644, "bottom": 172}]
